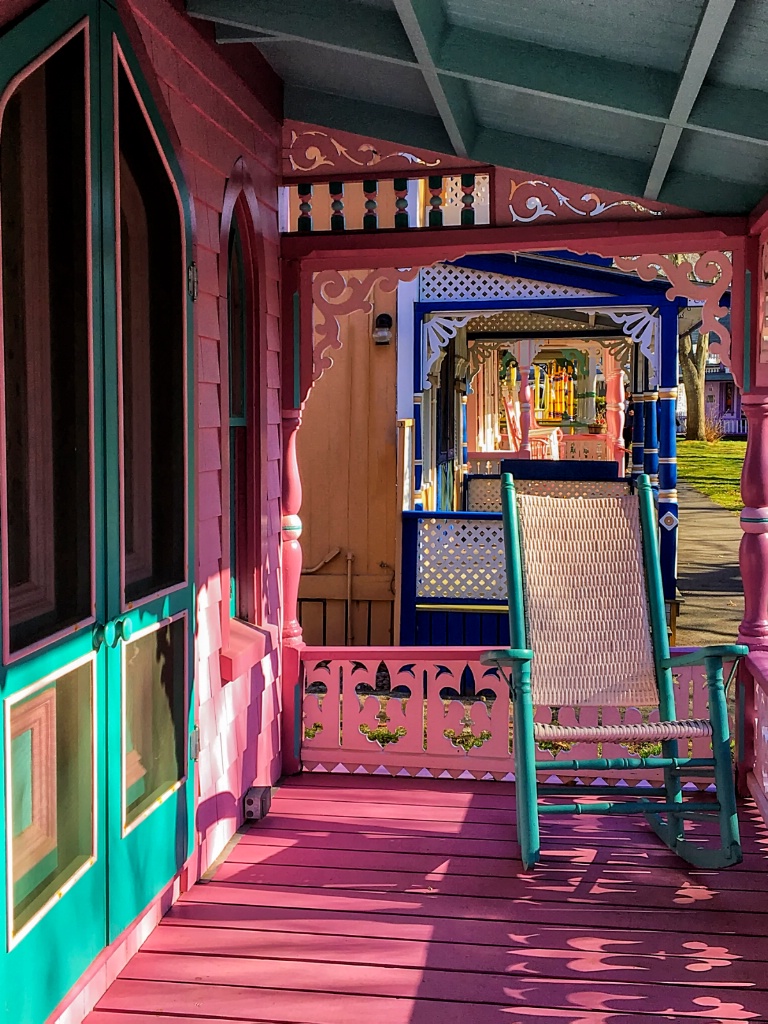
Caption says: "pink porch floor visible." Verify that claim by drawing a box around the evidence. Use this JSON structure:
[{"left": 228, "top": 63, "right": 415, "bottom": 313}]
[{"left": 85, "top": 774, "right": 768, "bottom": 1024}]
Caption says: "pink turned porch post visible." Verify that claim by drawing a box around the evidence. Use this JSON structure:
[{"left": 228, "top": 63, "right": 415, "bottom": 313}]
[
  {"left": 519, "top": 365, "right": 532, "bottom": 454},
  {"left": 738, "top": 393, "right": 768, "bottom": 790},
  {"left": 738, "top": 394, "right": 768, "bottom": 651},
  {"left": 281, "top": 407, "right": 304, "bottom": 774},
  {"left": 605, "top": 354, "right": 625, "bottom": 473}
]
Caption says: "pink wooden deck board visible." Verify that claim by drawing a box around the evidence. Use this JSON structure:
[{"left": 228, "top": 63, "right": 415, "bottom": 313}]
[
  {"left": 142, "top": 923, "right": 768, "bottom": 987},
  {"left": 161, "top": 899, "right": 768, "bottom": 964},
  {"left": 86, "top": 775, "right": 768, "bottom": 1024},
  {"left": 183, "top": 875, "right": 768, "bottom": 937},
  {"left": 116, "top": 949, "right": 768, "bottom": 1015},
  {"left": 209, "top": 858, "right": 768, "bottom": 911},
  {"left": 224, "top": 838, "right": 768, "bottom": 891},
  {"left": 236, "top": 821, "right": 768, "bottom": 872}
]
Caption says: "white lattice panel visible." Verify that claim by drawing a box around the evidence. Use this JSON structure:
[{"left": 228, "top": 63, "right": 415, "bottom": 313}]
[
  {"left": 517, "top": 480, "right": 632, "bottom": 498},
  {"left": 419, "top": 263, "right": 610, "bottom": 302},
  {"left": 417, "top": 518, "right": 507, "bottom": 600},
  {"left": 466, "top": 476, "right": 501, "bottom": 512}
]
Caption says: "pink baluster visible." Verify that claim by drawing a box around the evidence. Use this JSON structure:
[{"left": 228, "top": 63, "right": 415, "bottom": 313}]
[
  {"left": 519, "top": 365, "right": 532, "bottom": 456},
  {"left": 605, "top": 354, "right": 625, "bottom": 473}
]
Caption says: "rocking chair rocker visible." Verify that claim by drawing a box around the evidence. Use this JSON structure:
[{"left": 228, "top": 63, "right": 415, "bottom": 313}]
[{"left": 481, "top": 472, "right": 746, "bottom": 870}]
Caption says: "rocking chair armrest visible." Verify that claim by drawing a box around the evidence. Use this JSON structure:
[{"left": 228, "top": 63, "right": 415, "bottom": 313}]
[
  {"left": 660, "top": 644, "right": 749, "bottom": 670},
  {"left": 480, "top": 647, "right": 534, "bottom": 667}
]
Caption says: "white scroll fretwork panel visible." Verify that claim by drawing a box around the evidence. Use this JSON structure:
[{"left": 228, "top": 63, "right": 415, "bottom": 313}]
[
  {"left": 416, "top": 518, "right": 507, "bottom": 600},
  {"left": 418, "top": 263, "right": 611, "bottom": 303},
  {"left": 465, "top": 476, "right": 502, "bottom": 512}
]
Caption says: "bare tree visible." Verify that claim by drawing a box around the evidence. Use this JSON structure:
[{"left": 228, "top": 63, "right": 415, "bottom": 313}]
[{"left": 679, "top": 319, "right": 708, "bottom": 441}]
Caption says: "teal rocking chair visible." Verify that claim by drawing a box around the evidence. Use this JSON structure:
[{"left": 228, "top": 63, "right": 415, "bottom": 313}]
[{"left": 481, "top": 473, "right": 746, "bottom": 870}]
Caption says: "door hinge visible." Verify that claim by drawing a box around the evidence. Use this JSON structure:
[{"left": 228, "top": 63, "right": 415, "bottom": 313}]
[
  {"left": 189, "top": 726, "right": 201, "bottom": 761},
  {"left": 187, "top": 262, "right": 198, "bottom": 301}
]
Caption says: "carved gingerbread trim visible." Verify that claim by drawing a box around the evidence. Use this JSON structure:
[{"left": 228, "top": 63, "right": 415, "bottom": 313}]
[
  {"left": 289, "top": 129, "right": 441, "bottom": 173},
  {"left": 614, "top": 251, "right": 732, "bottom": 369},
  {"left": 509, "top": 179, "right": 665, "bottom": 223},
  {"left": 312, "top": 268, "right": 419, "bottom": 382}
]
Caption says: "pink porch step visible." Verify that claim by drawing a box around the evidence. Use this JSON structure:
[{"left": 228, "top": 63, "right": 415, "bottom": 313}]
[{"left": 85, "top": 774, "right": 768, "bottom": 1024}]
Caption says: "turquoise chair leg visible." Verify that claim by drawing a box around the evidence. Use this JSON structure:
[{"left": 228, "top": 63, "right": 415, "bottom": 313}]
[
  {"left": 660, "top": 737, "right": 684, "bottom": 848},
  {"left": 706, "top": 656, "right": 742, "bottom": 864},
  {"left": 513, "top": 663, "right": 540, "bottom": 870},
  {"left": 511, "top": 692, "right": 524, "bottom": 848}
]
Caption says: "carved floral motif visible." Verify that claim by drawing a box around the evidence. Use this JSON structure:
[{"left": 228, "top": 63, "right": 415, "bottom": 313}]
[
  {"left": 509, "top": 179, "right": 665, "bottom": 223},
  {"left": 289, "top": 129, "right": 441, "bottom": 172},
  {"left": 312, "top": 268, "right": 419, "bottom": 382},
  {"left": 614, "top": 251, "right": 732, "bottom": 368}
]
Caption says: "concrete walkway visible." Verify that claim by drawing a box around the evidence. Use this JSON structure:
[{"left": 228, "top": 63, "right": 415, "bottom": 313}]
[{"left": 675, "top": 482, "right": 744, "bottom": 647}]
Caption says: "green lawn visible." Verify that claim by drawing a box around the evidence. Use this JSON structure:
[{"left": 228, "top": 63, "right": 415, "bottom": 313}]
[{"left": 676, "top": 440, "right": 746, "bottom": 512}]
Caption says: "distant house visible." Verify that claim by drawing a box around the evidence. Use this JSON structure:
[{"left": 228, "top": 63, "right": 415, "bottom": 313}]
[{"left": 677, "top": 330, "right": 746, "bottom": 436}]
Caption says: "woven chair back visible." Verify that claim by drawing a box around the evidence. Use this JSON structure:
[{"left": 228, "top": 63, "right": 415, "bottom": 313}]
[{"left": 516, "top": 491, "right": 659, "bottom": 707}]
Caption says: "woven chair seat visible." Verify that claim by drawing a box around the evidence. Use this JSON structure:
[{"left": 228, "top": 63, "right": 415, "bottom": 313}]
[{"left": 533, "top": 718, "right": 713, "bottom": 743}]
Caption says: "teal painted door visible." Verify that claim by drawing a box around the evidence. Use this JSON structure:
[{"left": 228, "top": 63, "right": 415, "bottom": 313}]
[{"left": 0, "top": 3, "right": 195, "bottom": 1020}]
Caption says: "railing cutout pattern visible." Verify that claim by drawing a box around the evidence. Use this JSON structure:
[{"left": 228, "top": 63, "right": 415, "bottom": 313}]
[{"left": 301, "top": 647, "right": 732, "bottom": 789}]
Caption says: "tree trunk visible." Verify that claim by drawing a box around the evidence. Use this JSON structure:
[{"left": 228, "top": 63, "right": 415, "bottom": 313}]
[{"left": 679, "top": 327, "right": 709, "bottom": 441}]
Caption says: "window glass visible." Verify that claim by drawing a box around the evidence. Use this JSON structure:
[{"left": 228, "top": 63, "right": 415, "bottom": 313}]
[
  {"left": 9, "top": 660, "right": 94, "bottom": 935},
  {"left": 228, "top": 218, "right": 250, "bottom": 620},
  {"left": 1, "top": 32, "right": 92, "bottom": 651},
  {"left": 117, "top": 63, "right": 185, "bottom": 603}
]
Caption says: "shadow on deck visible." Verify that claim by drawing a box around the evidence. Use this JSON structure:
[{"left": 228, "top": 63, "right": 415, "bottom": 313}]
[{"left": 86, "top": 774, "right": 768, "bottom": 1023}]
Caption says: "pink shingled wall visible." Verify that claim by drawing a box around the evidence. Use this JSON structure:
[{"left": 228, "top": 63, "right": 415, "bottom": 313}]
[
  {"left": 122, "top": 0, "right": 282, "bottom": 864},
  {"left": 0, "top": 1, "right": 285, "bottom": 1019},
  {"left": 118, "top": 0, "right": 285, "bottom": 875}
]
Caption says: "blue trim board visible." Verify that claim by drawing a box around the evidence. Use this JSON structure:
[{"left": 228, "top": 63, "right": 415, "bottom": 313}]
[
  {"left": 415, "top": 296, "right": 670, "bottom": 314},
  {"left": 449, "top": 253, "right": 672, "bottom": 299}
]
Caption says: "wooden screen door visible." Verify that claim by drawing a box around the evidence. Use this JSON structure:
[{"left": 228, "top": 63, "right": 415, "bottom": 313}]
[{"left": 0, "top": 5, "right": 195, "bottom": 1021}]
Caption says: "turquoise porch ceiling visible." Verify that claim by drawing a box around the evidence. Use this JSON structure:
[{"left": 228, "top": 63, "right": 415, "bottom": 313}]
[{"left": 187, "top": 0, "right": 768, "bottom": 215}]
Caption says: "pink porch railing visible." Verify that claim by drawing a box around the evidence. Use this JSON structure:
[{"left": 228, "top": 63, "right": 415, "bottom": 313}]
[
  {"left": 300, "top": 646, "right": 732, "bottom": 788},
  {"left": 746, "top": 654, "right": 768, "bottom": 817}
]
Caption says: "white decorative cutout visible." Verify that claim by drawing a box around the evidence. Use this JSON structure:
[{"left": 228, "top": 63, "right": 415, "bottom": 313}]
[
  {"left": 423, "top": 312, "right": 498, "bottom": 387},
  {"left": 660, "top": 511, "right": 679, "bottom": 531},
  {"left": 604, "top": 309, "right": 659, "bottom": 384},
  {"left": 442, "top": 174, "right": 491, "bottom": 226},
  {"left": 419, "top": 263, "right": 611, "bottom": 302},
  {"left": 416, "top": 518, "right": 507, "bottom": 601}
]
